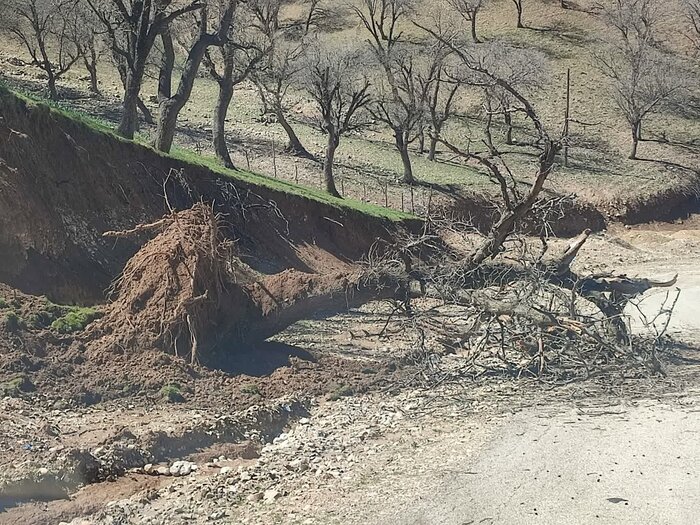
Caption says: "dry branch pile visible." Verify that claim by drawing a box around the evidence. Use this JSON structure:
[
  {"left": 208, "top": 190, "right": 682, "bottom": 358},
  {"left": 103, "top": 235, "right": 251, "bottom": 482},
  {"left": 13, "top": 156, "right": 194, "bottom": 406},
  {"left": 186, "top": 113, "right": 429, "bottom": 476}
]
[{"left": 366, "top": 224, "right": 679, "bottom": 384}]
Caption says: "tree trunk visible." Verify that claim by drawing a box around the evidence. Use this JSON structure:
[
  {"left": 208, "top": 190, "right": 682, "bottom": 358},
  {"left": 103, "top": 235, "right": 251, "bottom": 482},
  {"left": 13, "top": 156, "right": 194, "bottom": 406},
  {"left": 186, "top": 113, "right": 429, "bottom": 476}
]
[
  {"left": 484, "top": 96, "right": 496, "bottom": 155},
  {"left": 46, "top": 71, "right": 58, "bottom": 101},
  {"left": 276, "top": 106, "right": 310, "bottom": 157},
  {"left": 504, "top": 112, "right": 513, "bottom": 145},
  {"left": 155, "top": 32, "right": 212, "bottom": 153},
  {"left": 323, "top": 134, "right": 341, "bottom": 198},
  {"left": 84, "top": 43, "right": 99, "bottom": 94},
  {"left": 515, "top": 2, "right": 524, "bottom": 28},
  {"left": 213, "top": 80, "right": 235, "bottom": 168},
  {"left": 630, "top": 127, "right": 639, "bottom": 160},
  {"left": 137, "top": 98, "right": 155, "bottom": 126},
  {"left": 118, "top": 66, "right": 146, "bottom": 139},
  {"left": 470, "top": 11, "right": 480, "bottom": 43},
  {"left": 428, "top": 136, "right": 438, "bottom": 161},
  {"left": 395, "top": 129, "right": 415, "bottom": 184},
  {"left": 418, "top": 128, "right": 425, "bottom": 154}
]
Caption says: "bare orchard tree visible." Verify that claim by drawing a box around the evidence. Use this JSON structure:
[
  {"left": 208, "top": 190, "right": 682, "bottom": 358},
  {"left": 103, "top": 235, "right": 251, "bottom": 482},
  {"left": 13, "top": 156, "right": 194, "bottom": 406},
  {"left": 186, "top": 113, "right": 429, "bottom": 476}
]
[
  {"left": 595, "top": 0, "right": 688, "bottom": 159},
  {"left": 252, "top": 42, "right": 310, "bottom": 156},
  {"left": 86, "top": 0, "right": 204, "bottom": 139},
  {"left": 475, "top": 42, "right": 546, "bottom": 149},
  {"left": 368, "top": 44, "right": 432, "bottom": 185},
  {"left": 72, "top": 1, "right": 105, "bottom": 94},
  {"left": 203, "top": 6, "right": 266, "bottom": 168},
  {"left": 298, "top": 0, "right": 351, "bottom": 35},
  {"left": 417, "top": 20, "right": 560, "bottom": 261},
  {"left": 446, "top": 0, "right": 487, "bottom": 43},
  {"left": 249, "top": 0, "right": 310, "bottom": 157},
  {"left": 0, "top": 0, "right": 82, "bottom": 100},
  {"left": 300, "top": 38, "right": 372, "bottom": 197},
  {"left": 154, "top": 0, "right": 237, "bottom": 152},
  {"left": 355, "top": 0, "right": 425, "bottom": 184},
  {"left": 421, "top": 44, "right": 460, "bottom": 161}
]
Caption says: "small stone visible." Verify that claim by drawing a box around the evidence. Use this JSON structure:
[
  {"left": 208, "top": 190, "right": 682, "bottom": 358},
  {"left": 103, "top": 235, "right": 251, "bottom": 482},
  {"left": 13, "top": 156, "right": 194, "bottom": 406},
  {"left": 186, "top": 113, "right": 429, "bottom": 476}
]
[
  {"left": 299, "top": 418, "right": 310, "bottom": 425},
  {"left": 263, "top": 489, "right": 280, "bottom": 502},
  {"left": 156, "top": 466, "right": 170, "bottom": 476},
  {"left": 144, "top": 463, "right": 154, "bottom": 475},
  {"left": 37, "top": 467, "right": 49, "bottom": 475},
  {"left": 219, "top": 466, "right": 233, "bottom": 475},
  {"left": 247, "top": 492, "right": 263, "bottom": 502}
]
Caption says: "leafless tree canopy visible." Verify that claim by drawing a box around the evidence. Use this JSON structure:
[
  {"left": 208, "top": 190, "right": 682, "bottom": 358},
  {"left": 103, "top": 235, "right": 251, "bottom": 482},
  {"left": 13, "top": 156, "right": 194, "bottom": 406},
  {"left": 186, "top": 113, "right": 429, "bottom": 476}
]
[
  {"left": 594, "top": 0, "right": 689, "bottom": 159},
  {"left": 300, "top": 37, "right": 372, "bottom": 196},
  {"left": 0, "top": 0, "right": 83, "bottom": 100}
]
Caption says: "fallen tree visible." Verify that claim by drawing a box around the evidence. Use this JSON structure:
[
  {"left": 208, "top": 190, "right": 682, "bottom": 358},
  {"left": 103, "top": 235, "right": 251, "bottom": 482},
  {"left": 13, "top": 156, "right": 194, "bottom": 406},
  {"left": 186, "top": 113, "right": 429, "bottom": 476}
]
[{"left": 87, "top": 29, "right": 679, "bottom": 380}]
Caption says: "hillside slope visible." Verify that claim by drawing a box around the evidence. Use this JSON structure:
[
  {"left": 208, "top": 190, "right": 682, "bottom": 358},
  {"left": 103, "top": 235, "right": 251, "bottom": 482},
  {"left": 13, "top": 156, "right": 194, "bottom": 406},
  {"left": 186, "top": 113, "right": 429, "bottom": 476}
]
[{"left": 0, "top": 86, "right": 417, "bottom": 304}]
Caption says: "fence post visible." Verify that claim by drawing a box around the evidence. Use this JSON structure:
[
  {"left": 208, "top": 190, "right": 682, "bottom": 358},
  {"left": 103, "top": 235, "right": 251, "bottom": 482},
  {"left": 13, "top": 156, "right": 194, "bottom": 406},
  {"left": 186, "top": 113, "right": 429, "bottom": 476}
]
[
  {"left": 384, "top": 182, "right": 388, "bottom": 207},
  {"left": 245, "top": 149, "right": 250, "bottom": 171},
  {"left": 294, "top": 162, "right": 299, "bottom": 184},
  {"left": 410, "top": 185, "right": 415, "bottom": 213},
  {"left": 271, "top": 137, "right": 278, "bottom": 178}
]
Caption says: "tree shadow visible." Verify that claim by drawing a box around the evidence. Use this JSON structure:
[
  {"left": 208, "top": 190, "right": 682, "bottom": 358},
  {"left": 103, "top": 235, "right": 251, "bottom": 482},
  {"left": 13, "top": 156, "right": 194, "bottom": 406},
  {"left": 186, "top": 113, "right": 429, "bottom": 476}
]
[
  {"left": 207, "top": 340, "right": 317, "bottom": 377},
  {"left": 635, "top": 156, "right": 700, "bottom": 175}
]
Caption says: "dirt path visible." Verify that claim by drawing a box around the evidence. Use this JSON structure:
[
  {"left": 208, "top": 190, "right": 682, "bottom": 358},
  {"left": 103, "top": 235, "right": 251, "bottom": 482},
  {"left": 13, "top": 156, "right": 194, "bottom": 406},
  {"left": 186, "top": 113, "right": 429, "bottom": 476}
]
[{"left": 290, "top": 392, "right": 699, "bottom": 525}]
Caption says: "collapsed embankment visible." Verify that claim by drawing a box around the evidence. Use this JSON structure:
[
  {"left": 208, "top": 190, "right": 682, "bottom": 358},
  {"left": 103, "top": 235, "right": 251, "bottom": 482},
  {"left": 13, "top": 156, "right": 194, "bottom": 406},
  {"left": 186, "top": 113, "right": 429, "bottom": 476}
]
[{"left": 0, "top": 86, "right": 419, "bottom": 305}]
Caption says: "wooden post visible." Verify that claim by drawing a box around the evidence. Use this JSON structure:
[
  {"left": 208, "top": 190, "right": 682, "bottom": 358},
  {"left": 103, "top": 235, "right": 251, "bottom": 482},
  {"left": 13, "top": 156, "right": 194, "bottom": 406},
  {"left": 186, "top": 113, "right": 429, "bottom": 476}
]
[
  {"left": 564, "top": 68, "right": 571, "bottom": 168},
  {"left": 271, "top": 136, "right": 278, "bottom": 178},
  {"left": 245, "top": 149, "right": 250, "bottom": 171},
  {"left": 340, "top": 177, "right": 345, "bottom": 197},
  {"left": 410, "top": 185, "right": 415, "bottom": 213},
  {"left": 384, "top": 182, "right": 388, "bottom": 207},
  {"left": 401, "top": 191, "right": 404, "bottom": 212},
  {"left": 294, "top": 162, "right": 299, "bottom": 184}
]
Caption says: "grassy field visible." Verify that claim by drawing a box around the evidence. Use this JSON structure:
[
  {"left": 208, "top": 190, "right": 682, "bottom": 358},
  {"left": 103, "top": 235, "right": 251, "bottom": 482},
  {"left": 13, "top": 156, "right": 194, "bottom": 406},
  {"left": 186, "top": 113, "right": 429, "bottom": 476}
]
[{"left": 1, "top": 0, "right": 698, "bottom": 217}]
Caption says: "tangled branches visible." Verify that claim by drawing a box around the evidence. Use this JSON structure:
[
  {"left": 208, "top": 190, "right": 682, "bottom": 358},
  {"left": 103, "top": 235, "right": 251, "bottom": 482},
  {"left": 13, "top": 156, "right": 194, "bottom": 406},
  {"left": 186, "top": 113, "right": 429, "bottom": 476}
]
[{"left": 364, "top": 221, "right": 679, "bottom": 385}]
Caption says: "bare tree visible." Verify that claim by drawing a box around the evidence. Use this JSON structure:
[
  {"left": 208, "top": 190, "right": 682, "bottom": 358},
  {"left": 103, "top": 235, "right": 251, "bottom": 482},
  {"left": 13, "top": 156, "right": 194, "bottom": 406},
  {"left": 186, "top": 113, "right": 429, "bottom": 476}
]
[
  {"left": 356, "top": 0, "right": 426, "bottom": 184},
  {"left": 446, "top": 0, "right": 486, "bottom": 43},
  {"left": 250, "top": 0, "right": 310, "bottom": 157},
  {"left": 0, "top": 0, "right": 82, "bottom": 100},
  {"left": 301, "top": 39, "right": 372, "bottom": 196},
  {"left": 369, "top": 44, "right": 432, "bottom": 185},
  {"left": 203, "top": 7, "right": 266, "bottom": 168},
  {"left": 417, "top": 19, "right": 559, "bottom": 261},
  {"left": 71, "top": 1, "right": 104, "bottom": 94},
  {"left": 421, "top": 44, "right": 460, "bottom": 161},
  {"left": 595, "top": 0, "right": 688, "bottom": 159},
  {"left": 154, "top": 0, "right": 236, "bottom": 152},
  {"left": 298, "top": 0, "right": 351, "bottom": 35},
  {"left": 86, "top": 0, "right": 204, "bottom": 139},
  {"left": 684, "top": 0, "right": 700, "bottom": 53}
]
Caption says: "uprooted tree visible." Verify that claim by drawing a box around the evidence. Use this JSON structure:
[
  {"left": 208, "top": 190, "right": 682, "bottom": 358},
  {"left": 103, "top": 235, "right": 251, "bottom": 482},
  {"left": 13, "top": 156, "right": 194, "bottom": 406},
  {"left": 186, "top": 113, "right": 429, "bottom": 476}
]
[{"left": 89, "top": 21, "right": 680, "bottom": 379}]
